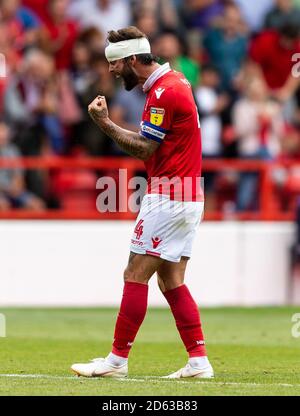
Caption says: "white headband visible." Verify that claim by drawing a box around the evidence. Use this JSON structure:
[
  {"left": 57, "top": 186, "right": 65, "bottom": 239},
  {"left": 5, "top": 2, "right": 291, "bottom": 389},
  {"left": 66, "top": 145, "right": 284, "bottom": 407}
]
[{"left": 105, "top": 37, "right": 151, "bottom": 62}]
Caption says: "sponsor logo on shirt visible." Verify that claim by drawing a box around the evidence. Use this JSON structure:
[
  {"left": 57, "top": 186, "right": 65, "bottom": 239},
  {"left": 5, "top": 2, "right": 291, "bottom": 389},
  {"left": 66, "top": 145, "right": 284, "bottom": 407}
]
[
  {"left": 155, "top": 87, "right": 165, "bottom": 99},
  {"left": 150, "top": 107, "right": 165, "bottom": 126},
  {"left": 141, "top": 122, "right": 166, "bottom": 140},
  {"left": 131, "top": 239, "right": 143, "bottom": 247}
]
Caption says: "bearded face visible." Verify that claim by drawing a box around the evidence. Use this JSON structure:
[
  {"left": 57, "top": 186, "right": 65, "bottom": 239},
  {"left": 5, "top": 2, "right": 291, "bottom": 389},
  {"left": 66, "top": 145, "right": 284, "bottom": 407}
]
[{"left": 120, "top": 59, "right": 139, "bottom": 91}]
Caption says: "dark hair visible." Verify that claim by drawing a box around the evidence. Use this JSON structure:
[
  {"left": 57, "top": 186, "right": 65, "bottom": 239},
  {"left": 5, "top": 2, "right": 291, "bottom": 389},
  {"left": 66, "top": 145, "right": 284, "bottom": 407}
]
[
  {"left": 124, "top": 53, "right": 159, "bottom": 65},
  {"left": 78, "top": 27, "right": 103, "bottom": 44},
  {"left": 90, "top": 52, "right": 107, "bottom": 66},
  {"left": 107, "top": 26, "right": 159, "bottom": 65},
  {"left": 201, "top": 63, "right": 219, "bottom": 74},
  {"left": 280, "top": 22, "right": 300, "bottom": 40}
]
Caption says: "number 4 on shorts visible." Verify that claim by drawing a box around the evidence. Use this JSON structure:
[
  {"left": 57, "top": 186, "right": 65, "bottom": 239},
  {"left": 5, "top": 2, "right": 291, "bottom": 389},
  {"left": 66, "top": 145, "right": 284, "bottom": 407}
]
[{"left": 134, "top": 220, "right": 144, "bottom": 240}]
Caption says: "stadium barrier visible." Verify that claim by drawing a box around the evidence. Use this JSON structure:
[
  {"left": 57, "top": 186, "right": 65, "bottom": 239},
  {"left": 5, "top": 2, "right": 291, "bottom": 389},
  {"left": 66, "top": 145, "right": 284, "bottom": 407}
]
[
  {"left": 0, "top": 220, "right": 294, "bottom": 306},
  {"left": 0, "top": 156, "right": 299, "bottom": 220},
  {"left": 1, "top": 157, "right": 298, "bottom": 306}
]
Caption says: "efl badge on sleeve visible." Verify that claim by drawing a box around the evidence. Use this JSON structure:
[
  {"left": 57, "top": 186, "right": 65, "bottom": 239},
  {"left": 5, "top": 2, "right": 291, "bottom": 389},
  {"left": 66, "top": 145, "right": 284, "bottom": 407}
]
[{"left": 150, "top": 108, "right": 165, "bottom": 126}]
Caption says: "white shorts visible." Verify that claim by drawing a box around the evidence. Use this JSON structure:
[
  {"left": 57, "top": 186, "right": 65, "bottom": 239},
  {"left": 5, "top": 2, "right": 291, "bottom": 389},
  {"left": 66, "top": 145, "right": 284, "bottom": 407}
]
[{"left": 130, "top": 194, "right": 204, "bottom": 263}]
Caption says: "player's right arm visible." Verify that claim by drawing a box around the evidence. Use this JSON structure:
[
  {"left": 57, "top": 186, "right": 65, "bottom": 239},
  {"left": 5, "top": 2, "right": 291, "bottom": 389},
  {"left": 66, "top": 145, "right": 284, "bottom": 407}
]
[{"left": 88, "top": 95, "right": 160, "bottom": 161}]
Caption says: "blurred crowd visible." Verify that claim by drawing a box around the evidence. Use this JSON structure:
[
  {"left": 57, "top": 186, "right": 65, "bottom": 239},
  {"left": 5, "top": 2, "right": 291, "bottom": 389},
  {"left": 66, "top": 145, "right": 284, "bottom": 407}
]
[{"left": 1, "top": 0, "right": 300, "bottom": 213}]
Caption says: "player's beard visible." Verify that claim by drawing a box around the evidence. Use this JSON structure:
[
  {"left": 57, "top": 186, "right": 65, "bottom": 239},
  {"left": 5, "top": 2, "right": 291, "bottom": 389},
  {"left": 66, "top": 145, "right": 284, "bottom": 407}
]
[{"left": 121, "top": 61, "right": 139, "bottom": 91}]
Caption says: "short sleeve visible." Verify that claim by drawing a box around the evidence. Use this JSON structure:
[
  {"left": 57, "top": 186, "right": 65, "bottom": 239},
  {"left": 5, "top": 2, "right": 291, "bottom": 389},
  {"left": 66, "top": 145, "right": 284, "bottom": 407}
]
[{"left": 140, "top": 87, "right": 175, "bottom": 143}]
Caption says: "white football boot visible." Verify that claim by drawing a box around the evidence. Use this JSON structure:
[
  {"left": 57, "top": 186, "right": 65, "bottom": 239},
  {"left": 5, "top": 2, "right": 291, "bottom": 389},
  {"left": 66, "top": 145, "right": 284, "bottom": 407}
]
[
  {"left": 71, "top": 358, "right": 128, "bottom": 378},
  {"left": 163, "top": 362, "right": 214, "bottom": 379}
]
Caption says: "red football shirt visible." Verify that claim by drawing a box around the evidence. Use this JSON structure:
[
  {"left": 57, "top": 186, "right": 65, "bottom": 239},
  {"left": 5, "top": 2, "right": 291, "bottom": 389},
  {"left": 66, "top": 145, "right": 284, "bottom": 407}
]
[
  {"left": 44, "top": 19, "right": 78, "bottom": 70},
  {"left": 250, "top": 30, "right": 300, "bottom": 89},
  {"left": 140, "top": 69, "right": 203, "bottom": 201}
]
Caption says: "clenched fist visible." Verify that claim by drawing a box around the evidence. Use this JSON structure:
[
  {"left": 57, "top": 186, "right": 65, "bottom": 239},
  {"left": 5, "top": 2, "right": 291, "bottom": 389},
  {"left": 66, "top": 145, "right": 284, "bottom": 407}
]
[{"left": 88, "top": 95, "right": 109, "bottom": 125}]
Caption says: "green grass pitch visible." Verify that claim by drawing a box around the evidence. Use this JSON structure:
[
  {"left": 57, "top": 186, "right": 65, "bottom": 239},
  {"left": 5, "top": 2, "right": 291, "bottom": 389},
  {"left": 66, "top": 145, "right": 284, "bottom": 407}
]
[{"left": 0, "top": 307, "right": 300, "bottom": 396}]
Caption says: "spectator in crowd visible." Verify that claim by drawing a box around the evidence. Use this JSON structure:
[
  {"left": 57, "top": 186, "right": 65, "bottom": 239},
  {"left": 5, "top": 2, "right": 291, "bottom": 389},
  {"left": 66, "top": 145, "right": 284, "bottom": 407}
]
[
  {"left": 233, "top": 0, "right": 273, "bottom": 33},
  {"left": 4, "top": 49, "right": 65, "bottom": 155},
  {"left": 233, "top": 76, "right": 284, "bottom": 211},
  {"left": 264, "top": 0, "right": 300, "bottom": 30},
  {"left": 22, "top": 0, "right": 49, "bottom": 23},
  {"left": 15, "top": 0, "right": 42, "bottom": 50},
  {"left": 77, "top": 26, "right": 105, "bottom": 55},
  {"left": 180, "top": 0, "right": 225, "bottom": 32},
  {"left": 249, "top": 23, "right": 300, "bottom": 104},
  {"left": 203, "top": 3, "right": 249, "bottom": 93},
  {"left": 277, "top": 125, "right": 300, "bottom": 212},
  {"left": 0, "top": 0, "right": 23, "bottom": 72},
  {"left": 152, "top": 31, "right": 200, "bottom": 88},
  {"left": 69, "top": 40, "right": 93, "bottom": 103},
  {"left": 67, "top": 0, "right": 131, "bottom": 34},
  {"left": 132, "top": 0, "right": 179, "bottom": 33},
  {"left": 134, "top": 11, "right": 160, "bottom": 41},
  {"left": 40, "top": 0, "right": 79, "bottom": 70},
  {"left": 74, "top": 53, "right": 115, "bottom": 155},
  {"left": 67, "top": 29, "right": 106, "bottom": 136},
  {"left": 110, "top": 85, "right": 145, "bottom": 132},
  {"left": 0, "top": 0, "right": 41, "bottom": 72},
  {"left": 195, "top": 64, "right": 229, "bottom": 209},
  {"left": 279, "top": 124, "right": 300, "bottom": 159},
  {"left": 0, "top": 119, "right": 45, "bottom": 210},
  {"left": 109, "top": 85, "right": 145, "bottom": 156},
  {"left": 195, "top": 64, "right": 228, "bottom": 158},
  {"left": 0, "top": 73, "right": 6, "bottom": 114},
  {"left": 234, "top": 59, "right": 267, "bottom": 95}
]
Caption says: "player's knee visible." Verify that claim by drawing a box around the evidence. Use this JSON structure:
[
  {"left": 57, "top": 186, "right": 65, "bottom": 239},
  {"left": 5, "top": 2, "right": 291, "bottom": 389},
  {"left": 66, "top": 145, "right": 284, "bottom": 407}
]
[
  {"left": 158, "top": 276, "right": 184, "bottom": 292},
  {"left": 123, "top": 267, "right": 141, "bottom": 283},
  {"left": 123, "top": 267, "right": 149, "bottom": 284}
]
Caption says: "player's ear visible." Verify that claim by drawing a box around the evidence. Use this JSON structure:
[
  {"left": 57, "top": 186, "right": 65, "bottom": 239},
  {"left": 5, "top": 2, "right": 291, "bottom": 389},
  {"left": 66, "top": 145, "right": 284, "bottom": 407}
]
[{"left": 129, "top": 55, "right": 137, "bottom": 67}]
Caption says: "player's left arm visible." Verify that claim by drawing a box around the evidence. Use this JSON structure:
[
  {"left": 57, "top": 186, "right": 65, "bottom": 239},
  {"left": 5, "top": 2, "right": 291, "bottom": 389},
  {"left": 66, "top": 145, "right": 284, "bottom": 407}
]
[{"left": 88, "top": 95, "right": 160, "bottom": 161}]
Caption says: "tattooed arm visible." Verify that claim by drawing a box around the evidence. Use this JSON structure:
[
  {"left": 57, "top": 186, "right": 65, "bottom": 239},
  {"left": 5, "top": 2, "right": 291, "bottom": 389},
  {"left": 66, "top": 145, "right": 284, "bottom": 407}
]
[{"left": 88, "top": 95, "right": 160, "bottom": 161}]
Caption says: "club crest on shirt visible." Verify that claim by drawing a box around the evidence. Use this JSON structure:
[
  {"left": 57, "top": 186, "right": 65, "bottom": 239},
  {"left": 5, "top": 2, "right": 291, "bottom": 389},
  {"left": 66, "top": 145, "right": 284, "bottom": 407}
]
[{"left": 150, "top": 107, "right": 165, "bottom": 126}]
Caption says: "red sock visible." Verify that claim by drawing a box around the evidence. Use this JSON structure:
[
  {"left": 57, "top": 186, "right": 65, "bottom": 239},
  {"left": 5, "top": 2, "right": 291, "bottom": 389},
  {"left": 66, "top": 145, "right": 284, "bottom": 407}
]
[
  {"left": 163, "top": 284, "right": 207, "bottom": 357},
  {"left": 112, "top": 281, "right": 148, "bottom": 358}
]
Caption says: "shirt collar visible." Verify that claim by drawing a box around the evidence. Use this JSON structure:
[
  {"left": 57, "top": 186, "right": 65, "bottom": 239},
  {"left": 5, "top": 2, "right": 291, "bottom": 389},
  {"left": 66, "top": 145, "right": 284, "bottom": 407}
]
[{"left": 142, "top": 62, "right": 171, "bottom": 93}]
